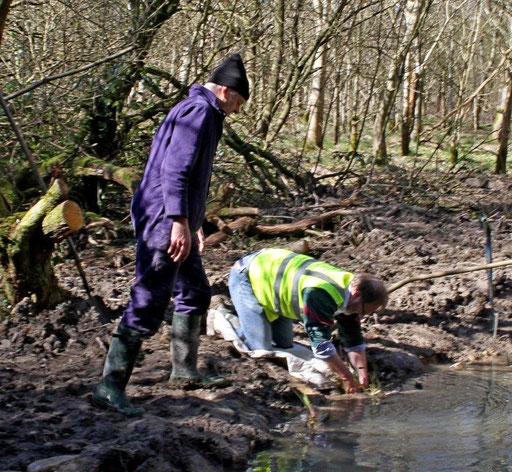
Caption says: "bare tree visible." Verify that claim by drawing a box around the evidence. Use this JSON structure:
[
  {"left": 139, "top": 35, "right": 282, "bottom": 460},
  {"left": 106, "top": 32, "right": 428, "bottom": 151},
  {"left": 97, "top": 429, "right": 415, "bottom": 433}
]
[
  {"left": 447, "top": 0, "right": 485, "bottom": 164},
  {"left": 305, "top": 0, "right": 328, "bottom": 148},
  {"left": 493, "top": 12, "right": 512, "bottom": 174},
  {"left": 1, "top": 0, "right": 512, "bottom": 211},
  {"left": 372, "top": 0, "right": 432, "bottom": 164},
  {"left": 256, "top": 0, "right": 285, "bottom": 138},
  {"left": 400, "top": 39, "right": 421, "bottom": 156}
]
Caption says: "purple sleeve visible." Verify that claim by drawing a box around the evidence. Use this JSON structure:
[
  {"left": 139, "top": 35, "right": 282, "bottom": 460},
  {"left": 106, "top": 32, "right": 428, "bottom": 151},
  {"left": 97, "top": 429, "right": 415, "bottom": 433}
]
[{"left": 161, "top": 105, "right": 209, "bottom": 218}]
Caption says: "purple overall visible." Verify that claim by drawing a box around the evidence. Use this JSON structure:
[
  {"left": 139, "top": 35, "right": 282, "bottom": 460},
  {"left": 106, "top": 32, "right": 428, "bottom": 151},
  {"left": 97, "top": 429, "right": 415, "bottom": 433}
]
[{"left": 121, "top": 85, "right": 226, "bottom": 335}]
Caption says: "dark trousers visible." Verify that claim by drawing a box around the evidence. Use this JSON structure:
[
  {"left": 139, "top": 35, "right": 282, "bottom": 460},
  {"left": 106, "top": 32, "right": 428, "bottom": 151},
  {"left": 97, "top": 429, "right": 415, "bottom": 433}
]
[{"left": 121, "top": 236, "right": 211, "bottom": 335}]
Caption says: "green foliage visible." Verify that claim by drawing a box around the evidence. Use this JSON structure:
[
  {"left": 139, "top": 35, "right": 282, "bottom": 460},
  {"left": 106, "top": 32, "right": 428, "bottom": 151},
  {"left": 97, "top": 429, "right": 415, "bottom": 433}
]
[
  {"left": 367, "top": 364, "right": 382, "bottom": 396},
  {"left": 293, "top": 388, "right": 312, "bottom": 410},
  {"left": 0, "top": 299, "right": 11, "bottom": 317},
  {"left": 250, "top": 444, "right": 311, "bottom": 472}
]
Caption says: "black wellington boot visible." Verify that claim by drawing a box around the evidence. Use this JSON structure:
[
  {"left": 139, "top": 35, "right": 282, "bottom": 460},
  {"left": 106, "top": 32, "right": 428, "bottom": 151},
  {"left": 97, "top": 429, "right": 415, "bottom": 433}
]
[
  {"left": 169, "top": 312, "right": 230, "bottom": 389},
  {"left": 92, "top": 324, "right": 144, "bottom": 415}
]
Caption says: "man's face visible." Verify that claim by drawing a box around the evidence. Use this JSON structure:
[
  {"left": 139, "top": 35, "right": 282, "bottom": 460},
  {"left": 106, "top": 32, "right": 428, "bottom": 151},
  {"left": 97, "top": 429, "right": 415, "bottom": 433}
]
[
  {"left": 219, "top": 87, "right": 246, "bottom": 115},
  {"left": 346, "top": 294, "right": 382, "bottom": 316}
]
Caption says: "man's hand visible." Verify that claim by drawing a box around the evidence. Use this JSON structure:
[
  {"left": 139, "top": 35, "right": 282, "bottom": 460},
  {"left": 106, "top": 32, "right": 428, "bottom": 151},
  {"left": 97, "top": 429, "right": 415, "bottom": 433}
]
[
  {"left": 357, "top": 367, "right": 369, "bottom": 388},
  {"left": 323, "top": 352, "right": 363, "bottom": 394},
  {"left": 348, "top": 350, "right": 369, "bottom": 388},
  {"left": 195, "top": 227, "right": 205, "bottom": 254},
  {"left": 167, "top": 217, "right": 191, "bottom": 262},
  {"left": 343, "top": 379, "right": 363, "bottom": 394}
]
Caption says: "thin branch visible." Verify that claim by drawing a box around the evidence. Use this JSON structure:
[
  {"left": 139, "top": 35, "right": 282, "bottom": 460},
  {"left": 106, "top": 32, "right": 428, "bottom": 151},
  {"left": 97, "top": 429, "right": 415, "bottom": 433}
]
[
  {"left": 388, "top": 259, "right": 512, "bottom": 293},
  {"left": 421, "top": 46, "right": 512, "bottom": 139},
  {"left": 4, "top": 45, "right": 137, "bottom": 101}
]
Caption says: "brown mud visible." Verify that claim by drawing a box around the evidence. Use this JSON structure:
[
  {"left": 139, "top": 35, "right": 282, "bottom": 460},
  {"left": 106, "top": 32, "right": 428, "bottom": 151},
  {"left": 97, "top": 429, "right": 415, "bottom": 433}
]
[{"left": 1, "top": 172, "right": 511, "bottom": 471}]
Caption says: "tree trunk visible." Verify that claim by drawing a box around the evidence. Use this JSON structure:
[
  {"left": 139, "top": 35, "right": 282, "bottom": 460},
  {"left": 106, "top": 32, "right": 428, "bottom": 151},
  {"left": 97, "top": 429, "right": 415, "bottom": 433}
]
[
  {"left": 448, "top": 0, "right": 484, "bottom": 165},
  {"left": 472, "top": 95, "right": 482, "bottom": 131},
  {"left": 373, "top": 0, "right": 430, "bottom": 164},
  {"left": 0, "top": 179, "right": 83, "bottom": 308},
  {"left": 495, "top": 69, "right": 512, "bottom": 174},
  {"left": 0, "top": 191, "right": 10, "bottom": 216},
  {"left": 0, "top": 0, "right": 11, "bottom": 46},
  {"left": 449, "top": 132, "right": 459, "bottom": 165},
  {"left": 349, "top": 114, "right": 360, "bottom": 153},
  {"left": 410, "top": 40, "right": 423, "bottom": 143},
  {"left": 401, "top": 49, "right": 420, "bottom": 156},
  {"left": 256, "top": 0, "right": 285, "bottom": 139},
  {"left": 411, "top": 72, "right": 423, "bottom": 142},
  {"left": 265, "top": 1, "right": 349, "bottom": 146},
  {"left": 87, "top": 0, "right": 179, "bottom": 158},
  {"left": 253, "top": 208, "right": 363, "bottom": 237},
  {"left": 306, "top": 0, "right": 327, "bottom": 149},
  {"left": 0, "top": 177, "right": 20, "bottom": 217},
  {"left": 332, "top": 77, "right": 341, "bottom": 145},
  {"left": 372, "top": 87, "right": 389, "bottom": 163}
]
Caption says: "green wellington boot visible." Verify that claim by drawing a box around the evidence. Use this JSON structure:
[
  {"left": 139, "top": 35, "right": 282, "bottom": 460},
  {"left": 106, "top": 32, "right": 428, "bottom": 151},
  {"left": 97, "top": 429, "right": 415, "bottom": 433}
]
[
  {"left": 169, "top": 312, "right": 230, "bottom": 389},
  {"left": 92, "top": 324, "right": 144, "bottom": 415}
]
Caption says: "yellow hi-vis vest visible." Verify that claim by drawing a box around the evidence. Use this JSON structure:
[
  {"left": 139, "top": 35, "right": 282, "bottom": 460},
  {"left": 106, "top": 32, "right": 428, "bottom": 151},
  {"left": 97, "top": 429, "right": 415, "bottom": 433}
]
[{"left": 248, "top": 248, "right": 354, "bottom": 322}]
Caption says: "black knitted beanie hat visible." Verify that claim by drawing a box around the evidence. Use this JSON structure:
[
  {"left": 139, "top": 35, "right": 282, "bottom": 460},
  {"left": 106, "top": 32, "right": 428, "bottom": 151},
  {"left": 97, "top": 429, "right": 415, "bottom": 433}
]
[{"left": 208, "top": 53, "right": 250, "bottom": 101}]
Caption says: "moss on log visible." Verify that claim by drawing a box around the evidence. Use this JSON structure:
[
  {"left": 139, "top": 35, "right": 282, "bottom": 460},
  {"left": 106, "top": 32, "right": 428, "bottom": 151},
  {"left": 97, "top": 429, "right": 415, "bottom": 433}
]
[
  {"left": 10, "top": 179, "right": 67, "bottom": 244},
  {"left": 0, "top": 178, "right": 22, "bottom": 216},
  {"left": 0, "top": 179, "right": 77, "bottom": 309},
  {"left": 74, "top": 155, "right": 141, "bottom": 194}
]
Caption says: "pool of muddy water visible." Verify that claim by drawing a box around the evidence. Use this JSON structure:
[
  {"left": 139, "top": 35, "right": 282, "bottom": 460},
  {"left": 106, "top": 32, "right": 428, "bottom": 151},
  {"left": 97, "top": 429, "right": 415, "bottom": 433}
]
[{"left": 248, "top": 364, "right": 512, "bottom": 472}]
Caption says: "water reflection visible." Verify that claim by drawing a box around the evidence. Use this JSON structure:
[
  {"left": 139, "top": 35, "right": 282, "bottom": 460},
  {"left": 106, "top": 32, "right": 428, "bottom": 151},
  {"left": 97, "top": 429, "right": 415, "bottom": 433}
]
[{"left": 248, "top": 365, "right": 512, "bottom": 472}]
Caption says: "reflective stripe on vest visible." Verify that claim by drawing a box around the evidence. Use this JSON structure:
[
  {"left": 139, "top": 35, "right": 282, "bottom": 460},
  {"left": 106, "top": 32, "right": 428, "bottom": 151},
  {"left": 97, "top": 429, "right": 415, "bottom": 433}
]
[
  {"left": 248, "top": 248, "right": 353, "bottom": 321},
  {"left": 273, "top": 252, "right": 297, "bottom": 315}
]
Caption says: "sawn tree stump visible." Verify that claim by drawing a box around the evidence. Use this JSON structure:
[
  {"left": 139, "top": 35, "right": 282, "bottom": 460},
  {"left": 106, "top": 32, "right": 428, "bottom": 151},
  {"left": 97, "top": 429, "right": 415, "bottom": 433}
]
[{"left": 0, "top": 179, "right": 84, "bottom": 309}]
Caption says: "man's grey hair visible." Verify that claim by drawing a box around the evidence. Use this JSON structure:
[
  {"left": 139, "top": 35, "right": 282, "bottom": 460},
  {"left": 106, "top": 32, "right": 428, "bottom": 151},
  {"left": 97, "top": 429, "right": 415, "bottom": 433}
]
[
  {"left": 352, "top": 273, "right": 388, "bottom": 310},
  {"left": 205, "top": 82, "right": 239, "bottom": 99}
]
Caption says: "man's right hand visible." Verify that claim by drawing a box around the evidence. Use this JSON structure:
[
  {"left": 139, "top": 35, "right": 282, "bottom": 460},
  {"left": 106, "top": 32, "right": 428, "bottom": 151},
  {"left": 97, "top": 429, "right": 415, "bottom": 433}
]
[
  {"left": 343, "top": 379, "right": 363, "bottom": 394},
  {"left": 167, "top": 217, "right": 191, "bottom": 262},
  {"left": 323, "top": 352, "right": 364, "bottom": 394}
]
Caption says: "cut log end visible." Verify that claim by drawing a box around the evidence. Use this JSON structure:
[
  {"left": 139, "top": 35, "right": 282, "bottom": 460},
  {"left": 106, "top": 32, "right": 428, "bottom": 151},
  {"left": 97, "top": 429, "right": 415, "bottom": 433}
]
[
  {"left": 62, "top": 200, "right": 84, "bottom": 231},
  {"left": 42, "top": 200, "right": 84, "bottom": 242}
]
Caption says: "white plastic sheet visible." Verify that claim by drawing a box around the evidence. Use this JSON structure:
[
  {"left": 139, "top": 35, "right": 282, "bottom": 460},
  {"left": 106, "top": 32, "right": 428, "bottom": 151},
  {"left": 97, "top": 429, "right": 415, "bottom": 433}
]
[{"left": 207, "top": 307, "right": 337, "bottom": 389}]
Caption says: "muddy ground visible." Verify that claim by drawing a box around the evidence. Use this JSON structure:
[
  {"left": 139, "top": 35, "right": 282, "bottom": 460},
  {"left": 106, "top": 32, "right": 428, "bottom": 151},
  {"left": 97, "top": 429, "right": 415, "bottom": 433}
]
[{"left": 1, "top": 170, "right": 511, "bottom": 472}]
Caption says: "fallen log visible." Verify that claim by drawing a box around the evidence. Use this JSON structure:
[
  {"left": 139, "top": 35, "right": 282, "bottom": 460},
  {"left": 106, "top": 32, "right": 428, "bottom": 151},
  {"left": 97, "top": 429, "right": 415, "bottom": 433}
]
[
  {"left": 204, "top": 230, "right": 230, "bottom": 247},
  {"left": 205, "top": 207, "right": 370, "bottom": 244},
  {"left": 218, "top": 207, "right": 260, "bottom": 218},
  {"left": 206, "top": 214, "right": 232, "bottom": 234},
  {"left": 205, "top": 216, "right": 257, "bottom": 246},
  {"left": 254, "top": 208, "right": 358, "bottom": 237},
  {"left": 388, "top": 259, "right": 512, "bottom": 293},
  {"left": 74, "top": 155, "right": 141, "bottom": 194}
]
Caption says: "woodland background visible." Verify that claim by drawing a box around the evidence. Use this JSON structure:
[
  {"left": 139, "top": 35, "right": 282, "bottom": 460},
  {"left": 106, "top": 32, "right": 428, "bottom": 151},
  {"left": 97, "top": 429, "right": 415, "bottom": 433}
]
[{"left": 0, "top": 0, "right": 511, "bottom": 309}]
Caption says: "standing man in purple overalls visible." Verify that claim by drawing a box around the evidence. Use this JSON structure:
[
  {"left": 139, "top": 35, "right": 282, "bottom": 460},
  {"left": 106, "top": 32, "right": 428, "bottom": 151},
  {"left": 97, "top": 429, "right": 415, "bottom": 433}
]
[{"left": 93, "top": 54, "right": 249, "bottom": 415}]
